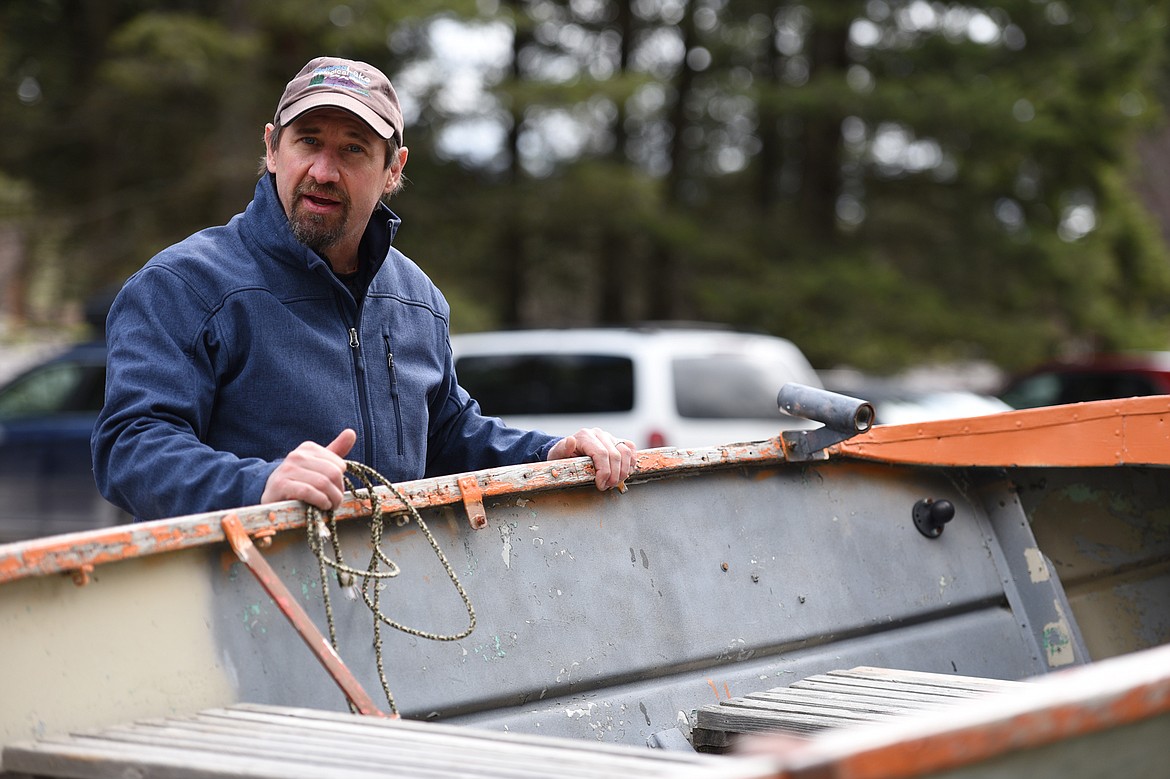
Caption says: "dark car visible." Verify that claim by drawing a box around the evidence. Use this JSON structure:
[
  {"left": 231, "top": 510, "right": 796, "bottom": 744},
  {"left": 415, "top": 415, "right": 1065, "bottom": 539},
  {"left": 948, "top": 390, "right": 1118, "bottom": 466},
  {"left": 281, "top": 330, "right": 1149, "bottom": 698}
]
[
  {"left": 0, "top": 340, "right": 127, "bottom": 543},
  {"left": 999, "top": 351, "right": 1170, "bottom": 410}
]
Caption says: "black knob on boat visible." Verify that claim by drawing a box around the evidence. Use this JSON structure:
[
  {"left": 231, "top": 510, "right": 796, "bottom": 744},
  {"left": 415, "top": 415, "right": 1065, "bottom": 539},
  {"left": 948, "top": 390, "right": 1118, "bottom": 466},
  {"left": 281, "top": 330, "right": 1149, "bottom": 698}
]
[{"left": 913, "top": 498, "right": 954, "bottom": 538}]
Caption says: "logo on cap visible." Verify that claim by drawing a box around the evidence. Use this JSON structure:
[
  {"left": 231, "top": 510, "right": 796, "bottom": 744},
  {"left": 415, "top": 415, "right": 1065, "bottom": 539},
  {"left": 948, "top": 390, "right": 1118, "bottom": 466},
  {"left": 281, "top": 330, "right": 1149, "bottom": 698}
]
[{"left": 308, "top": 64, "right": 372, "bottom": 97}]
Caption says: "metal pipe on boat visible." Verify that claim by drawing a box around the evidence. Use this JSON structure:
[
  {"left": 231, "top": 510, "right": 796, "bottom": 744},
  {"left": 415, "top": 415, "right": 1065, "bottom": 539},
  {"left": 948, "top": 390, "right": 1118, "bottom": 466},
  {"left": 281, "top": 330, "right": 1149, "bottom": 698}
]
[{"left": 777, "top": 383, "right": 874, "bottom": 433}]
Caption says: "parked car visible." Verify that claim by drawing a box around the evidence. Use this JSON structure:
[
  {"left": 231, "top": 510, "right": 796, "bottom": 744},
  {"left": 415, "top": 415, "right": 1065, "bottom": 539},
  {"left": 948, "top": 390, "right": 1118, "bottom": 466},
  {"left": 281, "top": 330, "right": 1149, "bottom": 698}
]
[
  {"left": 819, "top": 371, "right": 1013, "bottom": 425},
  {"left": 450, "top": 325, "right": 823, "bottom": 449},
  {"left": 0, "top": 340, "right": 126, "bottom": 543},
  {"left": 998, "top": 352, "right": 1170, "bottom": 410}
]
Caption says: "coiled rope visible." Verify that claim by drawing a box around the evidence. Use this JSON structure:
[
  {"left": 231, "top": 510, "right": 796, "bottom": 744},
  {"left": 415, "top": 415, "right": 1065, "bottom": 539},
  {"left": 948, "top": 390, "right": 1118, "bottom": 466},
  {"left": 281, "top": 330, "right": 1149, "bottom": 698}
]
[{"left": 306, "top": 460, "right": 476, "bottom": 715}]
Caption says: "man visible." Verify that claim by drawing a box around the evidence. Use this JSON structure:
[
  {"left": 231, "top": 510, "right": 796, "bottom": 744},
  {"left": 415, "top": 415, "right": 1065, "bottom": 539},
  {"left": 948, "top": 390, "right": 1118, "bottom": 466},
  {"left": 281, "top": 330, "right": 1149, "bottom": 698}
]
[{"left": 92, "top": 56, "right": 635, "bottom": 521}]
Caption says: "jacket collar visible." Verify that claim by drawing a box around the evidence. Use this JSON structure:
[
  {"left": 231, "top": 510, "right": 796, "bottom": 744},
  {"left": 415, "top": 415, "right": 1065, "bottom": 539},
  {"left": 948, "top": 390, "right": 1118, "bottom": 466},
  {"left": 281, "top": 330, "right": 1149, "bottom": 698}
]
[{"left": 245, "top": 174, "right": 402, "bottom": 276}]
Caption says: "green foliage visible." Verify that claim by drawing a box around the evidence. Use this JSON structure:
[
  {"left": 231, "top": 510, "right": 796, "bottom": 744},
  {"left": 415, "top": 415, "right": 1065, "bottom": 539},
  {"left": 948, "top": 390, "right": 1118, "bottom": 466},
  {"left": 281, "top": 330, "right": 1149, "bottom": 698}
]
[{"left": 2, "top": 0, "right": 1170, "bottom": 373}]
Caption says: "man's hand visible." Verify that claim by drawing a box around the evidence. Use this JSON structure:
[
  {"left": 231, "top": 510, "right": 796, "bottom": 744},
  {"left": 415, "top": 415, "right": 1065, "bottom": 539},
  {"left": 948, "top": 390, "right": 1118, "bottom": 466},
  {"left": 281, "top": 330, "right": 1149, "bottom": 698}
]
[
  {"left": 261, "top": 429, "right": 357, "bottom": 510},
  {"left": 547, "top": 427, "right": 636, "bottom": 491}
]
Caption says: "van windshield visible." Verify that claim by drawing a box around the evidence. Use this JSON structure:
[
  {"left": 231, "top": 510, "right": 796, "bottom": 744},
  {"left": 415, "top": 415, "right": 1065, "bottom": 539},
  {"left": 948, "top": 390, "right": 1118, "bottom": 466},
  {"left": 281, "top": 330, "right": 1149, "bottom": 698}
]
[{"left": 456, "top": 354, "right": 634, "bottom": 415}]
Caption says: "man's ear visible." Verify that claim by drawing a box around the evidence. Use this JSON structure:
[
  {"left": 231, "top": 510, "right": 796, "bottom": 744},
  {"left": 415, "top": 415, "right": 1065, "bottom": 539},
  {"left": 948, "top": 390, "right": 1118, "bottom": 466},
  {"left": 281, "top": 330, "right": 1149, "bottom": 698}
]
[
  {"left": 385, "top": 146, "right": 409, "bottom": 195},
  {"left": 264, "top": 124, "right": 278, "bottom": 173}
]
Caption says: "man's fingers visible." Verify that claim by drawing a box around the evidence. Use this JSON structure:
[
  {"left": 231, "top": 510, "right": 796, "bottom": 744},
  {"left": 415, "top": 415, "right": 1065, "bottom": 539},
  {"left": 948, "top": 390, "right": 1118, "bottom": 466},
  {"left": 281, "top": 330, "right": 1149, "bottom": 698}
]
[
  {"left": 546, "top": 428, "right": 636, "bottom": 491},
  {"left": 261, "top": 431, "right": 356, "bottom": 509},
  {"left": 276, "top": 473, "right": 344, "bottom": 511},
  {"left": 327, "top": 428, "right": 357, "bottom": 458},
  {"left": 550, "top": 435, "right": 576, "bottom": 461}
]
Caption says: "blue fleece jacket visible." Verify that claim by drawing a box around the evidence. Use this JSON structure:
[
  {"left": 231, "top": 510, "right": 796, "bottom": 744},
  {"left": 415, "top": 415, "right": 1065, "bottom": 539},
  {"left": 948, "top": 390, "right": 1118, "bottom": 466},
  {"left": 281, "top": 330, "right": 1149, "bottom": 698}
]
[{"left": 92, "top": 175, "right": 558, "bottom": 520}]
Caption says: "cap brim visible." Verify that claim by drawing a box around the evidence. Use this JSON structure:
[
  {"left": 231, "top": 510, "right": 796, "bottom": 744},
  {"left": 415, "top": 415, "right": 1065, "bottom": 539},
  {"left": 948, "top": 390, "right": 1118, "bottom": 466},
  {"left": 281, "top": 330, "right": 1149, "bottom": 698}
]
[{"left": 279, "top": 93, "right": 399, "bottom": 142}]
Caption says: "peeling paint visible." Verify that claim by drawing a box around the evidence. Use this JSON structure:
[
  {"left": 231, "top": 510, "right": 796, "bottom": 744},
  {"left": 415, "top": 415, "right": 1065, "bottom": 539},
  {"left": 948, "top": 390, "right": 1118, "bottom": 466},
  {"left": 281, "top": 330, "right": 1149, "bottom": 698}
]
[
  {"left": 716, "top": 637, "right": 755, "bottom": 662},
  {"left": 241, "top": 603, "right": 267, "bottom": 635},
  {"left": 461, "top": 538, "right": 478, "bottom": 577},
  {"left": 565, "top": 702, "right": 595, "bottom": 718},
  {"left": 1043, "top": 599, "right": 1076, "bottom": 667},
  {"left": 499, "top": 523, "right": 513, "bottom": 570},
  {"left": 1024, "top": 547, "right": 1051, "bottom": 583}
]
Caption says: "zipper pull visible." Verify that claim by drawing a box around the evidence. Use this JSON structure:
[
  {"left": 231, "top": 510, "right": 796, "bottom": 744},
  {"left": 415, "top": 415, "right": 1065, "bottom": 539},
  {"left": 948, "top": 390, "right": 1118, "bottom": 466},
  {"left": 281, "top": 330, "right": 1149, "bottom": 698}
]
[
  {"left": 349, "top": 328, "right": 359, "bottom": 348},
  {"left": 385, "top": 336, "right": 400, "bottom": 398}
]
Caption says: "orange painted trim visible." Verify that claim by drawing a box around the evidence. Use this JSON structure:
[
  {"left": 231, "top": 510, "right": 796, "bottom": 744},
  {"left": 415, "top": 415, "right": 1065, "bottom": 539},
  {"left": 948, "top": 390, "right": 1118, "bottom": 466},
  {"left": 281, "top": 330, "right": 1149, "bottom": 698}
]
[
  {"left": 0, "top": 438, "right": 788, "bottom": 585},
  {"left": 754, "top": 641, "right": 1170, "bottom": 779},
  {"left": 831, "top": 395, "right": 1170, "bottom": 468}
]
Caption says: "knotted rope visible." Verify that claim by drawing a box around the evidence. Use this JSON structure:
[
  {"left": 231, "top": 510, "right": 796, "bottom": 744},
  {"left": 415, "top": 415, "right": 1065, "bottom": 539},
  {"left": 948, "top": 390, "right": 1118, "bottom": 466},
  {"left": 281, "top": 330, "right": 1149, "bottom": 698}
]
[{"left": 306, "top": 460, "right": 476, "bottom": 715}]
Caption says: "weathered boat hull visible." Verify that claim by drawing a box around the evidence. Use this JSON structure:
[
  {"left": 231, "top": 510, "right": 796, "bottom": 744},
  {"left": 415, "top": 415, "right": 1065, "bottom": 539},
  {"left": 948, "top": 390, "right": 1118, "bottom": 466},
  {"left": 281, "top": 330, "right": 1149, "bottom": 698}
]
[{"left": 2, "top": 395, "right": 1169, "bottom": 771}]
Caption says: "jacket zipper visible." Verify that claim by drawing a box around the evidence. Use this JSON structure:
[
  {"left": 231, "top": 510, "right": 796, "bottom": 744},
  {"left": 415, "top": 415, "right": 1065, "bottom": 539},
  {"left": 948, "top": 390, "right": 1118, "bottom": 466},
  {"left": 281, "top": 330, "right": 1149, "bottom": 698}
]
[
  {"left": 383, "top": 334, "right": 405, "bottom": 456},
  {"left": 348, "top": 326, "right": 376, "bottom": 466}
]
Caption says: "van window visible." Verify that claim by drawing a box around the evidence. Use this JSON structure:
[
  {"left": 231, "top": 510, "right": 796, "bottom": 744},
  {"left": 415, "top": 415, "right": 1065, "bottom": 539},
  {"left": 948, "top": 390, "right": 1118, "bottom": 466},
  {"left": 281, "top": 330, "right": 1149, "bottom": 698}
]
[
  {"left": 456, "top": 355, "right": 635, "bottom": 415},
  {"left": 672, "top": 356, "right": 786, "bottom": 419}
]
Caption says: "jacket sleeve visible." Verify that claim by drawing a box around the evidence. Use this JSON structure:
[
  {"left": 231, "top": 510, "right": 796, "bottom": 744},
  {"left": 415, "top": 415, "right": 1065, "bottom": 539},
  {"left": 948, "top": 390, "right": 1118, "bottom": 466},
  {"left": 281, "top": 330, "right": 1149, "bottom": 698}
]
[
  {"left": 422, "top": 337, "right": 561, "bottom": 478},
  {"left": 91, "top": 267, "right": 277, "bottom": 520}
]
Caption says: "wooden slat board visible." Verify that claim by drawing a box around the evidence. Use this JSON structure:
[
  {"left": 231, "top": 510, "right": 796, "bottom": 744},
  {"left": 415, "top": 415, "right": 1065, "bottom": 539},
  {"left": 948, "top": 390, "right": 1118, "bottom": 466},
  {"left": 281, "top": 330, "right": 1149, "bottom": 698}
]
[
  {"left": 692, "top": 666, "right": 1029, "bottom": 752},
  {"left": 1, "top": 704, "right": 777, "bottom": 779}
]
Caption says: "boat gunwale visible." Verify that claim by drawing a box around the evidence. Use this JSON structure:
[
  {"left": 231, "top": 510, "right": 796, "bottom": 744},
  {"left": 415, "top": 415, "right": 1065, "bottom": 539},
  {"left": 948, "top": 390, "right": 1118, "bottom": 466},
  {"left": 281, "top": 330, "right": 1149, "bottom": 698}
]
[
  {"left": 6, "top": 394, "right": 1170, "bottom": 586},
  {"left": 832, "top": 394, "right": 1170, "bottom": 467},
  {"left": 0, "top": 438, "right": 789, "bottom": 585}
]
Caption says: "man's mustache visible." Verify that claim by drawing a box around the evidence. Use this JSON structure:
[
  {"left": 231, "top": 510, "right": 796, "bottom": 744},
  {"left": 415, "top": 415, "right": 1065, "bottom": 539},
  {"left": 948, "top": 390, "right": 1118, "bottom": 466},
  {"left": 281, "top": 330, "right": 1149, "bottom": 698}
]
[{"left": 296, "top": 183, "right": 349, "bottom": 206}]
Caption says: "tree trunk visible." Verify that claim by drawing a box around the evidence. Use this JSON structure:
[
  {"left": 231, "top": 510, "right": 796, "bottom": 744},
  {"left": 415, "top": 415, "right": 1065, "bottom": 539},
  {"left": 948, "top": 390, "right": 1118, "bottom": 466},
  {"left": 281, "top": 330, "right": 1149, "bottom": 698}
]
[
  {"left": 500, "top": 0, "right": 530, "bottom": 326},
  {"left": 599, "top": 0, "right": 635, "bottom": 323},
  {"left": 648, "top": 0, "right": 697, "bottom": 320},
  {"left": 798, "top": 14, "right": 849, "bottom": 243}
]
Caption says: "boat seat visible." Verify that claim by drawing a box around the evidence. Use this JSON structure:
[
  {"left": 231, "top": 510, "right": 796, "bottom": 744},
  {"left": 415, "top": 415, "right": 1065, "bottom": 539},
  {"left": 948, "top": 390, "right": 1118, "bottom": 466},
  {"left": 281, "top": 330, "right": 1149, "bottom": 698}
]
[
  {"left": 0, "top": 703, "right": 777, "bottom": 779},
  {"left": 691, "top": 666, "right": 1030, "bottom": 753}
]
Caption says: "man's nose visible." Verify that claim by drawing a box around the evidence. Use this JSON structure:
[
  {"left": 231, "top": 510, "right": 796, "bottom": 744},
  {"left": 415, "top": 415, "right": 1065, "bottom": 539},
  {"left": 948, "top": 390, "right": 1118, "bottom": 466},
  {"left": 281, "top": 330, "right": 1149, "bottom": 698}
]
[{"left": 308, "top": 151, "right": 341, "bottom": 183}]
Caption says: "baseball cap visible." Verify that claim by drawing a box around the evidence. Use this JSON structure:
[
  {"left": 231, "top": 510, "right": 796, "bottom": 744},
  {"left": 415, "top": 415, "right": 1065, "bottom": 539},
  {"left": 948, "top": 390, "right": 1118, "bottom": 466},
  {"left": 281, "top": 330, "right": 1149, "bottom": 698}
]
[{"left": 275, "top": 57, "right": 404, "bottom": 144}]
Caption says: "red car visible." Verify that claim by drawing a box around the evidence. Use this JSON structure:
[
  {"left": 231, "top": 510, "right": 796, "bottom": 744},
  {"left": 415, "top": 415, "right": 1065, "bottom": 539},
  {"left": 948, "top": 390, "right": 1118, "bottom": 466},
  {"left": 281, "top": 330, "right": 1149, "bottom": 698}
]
[{"left": 999, "top": 351, "right": 1170, "bottom": 409}]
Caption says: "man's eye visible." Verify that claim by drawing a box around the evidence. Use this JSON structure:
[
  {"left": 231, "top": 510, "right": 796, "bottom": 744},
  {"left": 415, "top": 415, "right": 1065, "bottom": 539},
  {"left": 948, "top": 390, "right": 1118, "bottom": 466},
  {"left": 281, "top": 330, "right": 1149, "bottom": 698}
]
[
  {"left": 346, "top": 144, "right": 366, "bottom": 154},
  {"left": 298, "top": 137, "right": 319, "bottom": 146}
]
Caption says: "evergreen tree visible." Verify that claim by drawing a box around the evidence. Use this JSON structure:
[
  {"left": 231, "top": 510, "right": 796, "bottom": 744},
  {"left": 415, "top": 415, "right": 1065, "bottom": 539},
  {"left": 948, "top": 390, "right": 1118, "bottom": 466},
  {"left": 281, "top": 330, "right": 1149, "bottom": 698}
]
[{"left": 2, "top": 0, "right": 1168, "bottom": 372}]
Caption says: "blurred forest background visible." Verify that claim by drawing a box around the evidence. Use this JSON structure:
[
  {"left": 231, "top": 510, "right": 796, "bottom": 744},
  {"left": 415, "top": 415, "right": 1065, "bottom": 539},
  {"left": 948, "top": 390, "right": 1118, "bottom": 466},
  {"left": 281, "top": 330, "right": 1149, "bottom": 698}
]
[{"left": 3, "top": 0, "right": 1170, "bottom": 375}]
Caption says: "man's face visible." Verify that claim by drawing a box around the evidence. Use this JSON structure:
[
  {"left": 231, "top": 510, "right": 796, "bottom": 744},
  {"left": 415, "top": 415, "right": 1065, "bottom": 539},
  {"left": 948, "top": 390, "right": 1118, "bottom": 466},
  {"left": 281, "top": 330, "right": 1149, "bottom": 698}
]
[{"left": 265, "top": 108, "right": 405, "bottom": 262}]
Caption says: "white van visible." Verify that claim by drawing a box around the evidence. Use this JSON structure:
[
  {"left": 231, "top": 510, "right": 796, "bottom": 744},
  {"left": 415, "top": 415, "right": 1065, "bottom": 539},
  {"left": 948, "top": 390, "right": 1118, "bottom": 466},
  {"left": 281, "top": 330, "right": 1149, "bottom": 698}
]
[{"left": 450, "top": 325, "right": 822, "bottom": 449}]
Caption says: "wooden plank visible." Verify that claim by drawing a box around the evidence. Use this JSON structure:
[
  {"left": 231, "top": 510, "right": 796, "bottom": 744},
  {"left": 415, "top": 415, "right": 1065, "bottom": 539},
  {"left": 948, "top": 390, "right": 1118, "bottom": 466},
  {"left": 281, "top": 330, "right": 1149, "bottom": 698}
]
[
  {"left": 696, "top": 707, "right": 893, "bottom": 735},
  {"left": 3, "top": 735, "right": 387, "bottom": 779},
  {"left": 693, "top": 667, "right": 1029, "bottom": 753},
  {"left": 745, "top": 641, "right": 1170, "bottom": 779},
  {"left": 790, "top": 676, "right": 999, "bottom": 700},
  {"left": 98, "top": 718, "right": 686, "bottom": 778},
  {"left": 743, "top": 690, "right": 946, "bottom": 717},
  {"left": 824, "top": 667, "right": 1028, "bottom": 693},
  {"left": 216, "top": 704, "right": 730, "bottom": 766},
  {"left": 2, "top": 704, "right": 778, "bottom": 779},
  {"left": 747, "top": 687, "right": 951, "bottom": 712}
]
